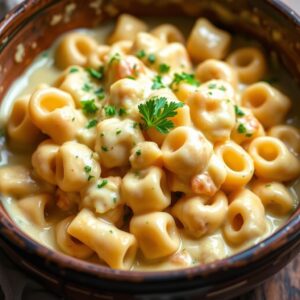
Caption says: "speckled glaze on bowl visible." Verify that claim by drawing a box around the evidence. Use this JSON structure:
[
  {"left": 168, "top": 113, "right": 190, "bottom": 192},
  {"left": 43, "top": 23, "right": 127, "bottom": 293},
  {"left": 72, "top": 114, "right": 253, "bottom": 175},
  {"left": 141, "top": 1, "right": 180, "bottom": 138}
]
[{"left": 0, "top": 1, "right": 299, "bottom": 299}]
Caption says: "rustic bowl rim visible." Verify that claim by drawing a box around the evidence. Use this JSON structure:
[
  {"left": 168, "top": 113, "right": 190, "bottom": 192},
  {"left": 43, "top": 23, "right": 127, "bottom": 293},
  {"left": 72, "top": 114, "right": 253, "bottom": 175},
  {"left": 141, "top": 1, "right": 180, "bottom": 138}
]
[{"left": 0, "top": 0, "right": 299, "bottom": 283}]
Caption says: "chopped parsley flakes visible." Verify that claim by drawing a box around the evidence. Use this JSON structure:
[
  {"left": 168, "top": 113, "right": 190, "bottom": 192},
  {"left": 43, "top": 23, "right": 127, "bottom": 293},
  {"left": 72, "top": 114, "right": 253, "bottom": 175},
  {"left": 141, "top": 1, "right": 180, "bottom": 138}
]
[
  {"left": 151, "top": 75, "right": 165, "bottom": 90},
  {"left": 82, "top": 83, "right": 93, "bottom": 92},
  {"left": 95, "top": 87, "right": 105, "bottom": 101},
  {"left": 170, "top": 72, "right": 200, "bottom": 89},
  {"left": 159, "top": 63, "right": 170, "bottom": 74},
  {"left": 86, "top": 119, "right": 98, "bottom": 129},
  {"left": 136, "top": 149, "right": 142, "bottom": 156},
  {"left": 81, "top": 99, "right": 98, "bottom": 114},
  {"left": 234, "top": 105, "right": 245, "bottom": 117},
  {"left": 84, "top": 165, "right": 94, "bottom": 181},
  {"left": 136, "top": 49, "right": 146, "bottom": 59},
  {"left": 148, "top": 53, "right": 156, "bottom": 64},
  {"left": 101, "top": 146, "right": 108, "bottom": 152},
  {"left": 69, "top": 67, "right": 79, "bottom": 73},
  {"left": 237, "top": 123, "right": 247, "bottom": 134},
  {"left": 104, "top": 105, "right": 116, "bottom": 117},
  {"left": 86, "top": 66, "right": 104, "bottom": 80},
  {"left": 97, "top": 179, "right": 108, "bottom": 189}
]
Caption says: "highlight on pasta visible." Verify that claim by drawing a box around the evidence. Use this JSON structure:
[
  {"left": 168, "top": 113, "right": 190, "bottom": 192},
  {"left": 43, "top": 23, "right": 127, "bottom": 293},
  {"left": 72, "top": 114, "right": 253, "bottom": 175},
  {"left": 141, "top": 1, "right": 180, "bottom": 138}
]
[{"left": 0, "top": 14, "right": 299, "bottom": 271}]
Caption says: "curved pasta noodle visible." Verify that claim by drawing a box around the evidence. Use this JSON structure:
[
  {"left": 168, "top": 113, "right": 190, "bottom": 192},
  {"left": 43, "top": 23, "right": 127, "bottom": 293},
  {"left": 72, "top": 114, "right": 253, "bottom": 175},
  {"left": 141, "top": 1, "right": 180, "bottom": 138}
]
[
  {"left": 187, "top": 80, "right": 236, "bottom": 143},
  {"left": 29, "top": 87, "right": 86, "bottom": 144},
  {"left": 268, "top": 125, "right": 300, "bottom": 156},
  {"left": 18, "top": 193, "right": 53, "bottom": 226},
  {"left": 226, "top": 47, "right": 267, "bottom": 84},
  {"left": 87, "top": 45, "right": 110, "bottom": 69},
  {"left": 68, "top": 208, "right": 137, "bottom": 270},
  {"left": 251, "top": 180, "right": 294, "bottom": 216},
  {"left": 55, "top": 141, "right": 101, "bottom": 192},
  {"left": 55, "top": 216, "right": 94, "bottom": 259},
  {"left": 121, "top": 166, "right": 170, "bottom": 214},
  {"left": 195, "top": 59, "right": 237, "bottom": 88},
  {"left": 171, "top": 191, "right": 228, "bottom": 238},
  {"left": 130, "top": 212, "right": 180, "bottom": 259},
  {"left": 161, "top": 126, "right": 212, "bottom": 177},
  {"left": 151, "top": 24, "right": 185, "bottom": 44},
  {"left": 215, "top": 140, "right": 254, "bottom": 191},
  {"left": 248, "top": 136, "right": 300, "bottom": 181},
  {"left": 187, "top": 18, "right": 231, "bottom": 62},
  {"left": 223, "top": 189, "right": 266, "bottom": 245},
  {"left": 55, "top": 33, "right": 98, "bottom": 69},
  {"left": 95, "top": 118, "right": 144, "bottom": 168},
  {"left": 241, "top": 82, "right": 291, "bottom": 128},
  {"left": 32, "top": 139, "right": 59, "bottom": 185},
  {"left": 108, "top": 14, "right": 148, "bottom": 44},
  {"left": 7, "top": 95, "right": 43, "bottom": 150}
]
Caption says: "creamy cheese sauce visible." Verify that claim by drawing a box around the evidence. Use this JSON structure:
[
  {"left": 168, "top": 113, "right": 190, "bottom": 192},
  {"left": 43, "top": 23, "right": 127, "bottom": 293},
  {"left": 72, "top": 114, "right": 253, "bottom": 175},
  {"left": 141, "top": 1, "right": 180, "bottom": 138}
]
[{"left": 0, "top": 18, "right": 299, "bottom": 271}]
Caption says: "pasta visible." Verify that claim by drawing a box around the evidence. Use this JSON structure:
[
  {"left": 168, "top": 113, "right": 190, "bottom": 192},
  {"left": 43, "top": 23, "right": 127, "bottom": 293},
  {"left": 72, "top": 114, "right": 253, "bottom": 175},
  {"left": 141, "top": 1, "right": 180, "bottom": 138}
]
[{"left": 0, "top": 14, "right": 299, "bottom": 271}]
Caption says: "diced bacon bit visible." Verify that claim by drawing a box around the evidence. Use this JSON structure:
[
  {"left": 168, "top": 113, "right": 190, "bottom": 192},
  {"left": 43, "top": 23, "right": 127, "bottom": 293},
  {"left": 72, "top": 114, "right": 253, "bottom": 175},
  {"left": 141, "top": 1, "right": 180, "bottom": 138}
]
[
  {"left": 56, "top": 189, "right": 79, "bottom": 211},
  {"left": 191, "top": 172, "right": 217, "bottom": 197}
]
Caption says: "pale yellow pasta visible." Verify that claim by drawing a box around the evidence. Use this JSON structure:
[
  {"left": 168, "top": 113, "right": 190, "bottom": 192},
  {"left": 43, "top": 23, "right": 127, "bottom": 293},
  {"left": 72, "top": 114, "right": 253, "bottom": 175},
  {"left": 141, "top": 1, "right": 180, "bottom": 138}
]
[
  {"left": 95, "top": 118, "right": 144, "bottom": 168},
  {"left": 55, "top": 189, "right": 79, "bottom": 212},
  {"left": 195, "top": 59, "right": 238, "bottom": 88},
  {"left": 187, "top": 18, "right": 231, "bottom": 62},
  {"left": 167, "top": 172, "right": 191, "bottom": 194},
  {"left": 55, "top": 216, "right": 94, "bottom": 259},
  {"left": 191, "top": 154, "right": 227, "bottom": 197},
  {"left": 108, "top": 40, "right": 133, "bottom": 57},
  {"left": 187, "top": 80, "right": 235, "bottom": 143},
  {"left": 55, "top": 141, "right": 101, "bottom": 192},
  {"left": 55, "top": 66, "right": 101, "bottom": 108},
  {"left": 0, "top": 165, "right": 53, "bottom": 198},
  {"left": 76, "top": 126, "right": 97, "bottom": 150},
  {"left": 251, "top": 180, "right": 294, "bottom": 216},
  {"left": 7, "top": 95, "right": 43, "bottom": 150},
  {"left": 215, "top": 140, "right": 254, "bottom": 191},
  {"left": 151, "top": 24, "right": 185, "bottom": 44},
  {"left": 29, "top": 87, "right": 86, "bottom": 144},
  {"left": 223, "top": 189, "right": 266, "bottom": 245},
  {"left": 68, "top": 208, "right": 137, "bottom": 270},
  {"left": 55, "top": 33, "right": 98, "bottom": 69},
  {"left": 268, "top": 125, "right": 300, "bottom": 156},
  {"left": 80, "top": 176, "right": 122, "bottom": 214},
  {"left": 248, "top": 137, "right": 300, "bottom": 181},
  {"left": 171, "top": 191, "right": 228, "bottom": 238},
  {"left": 173, "top": 82, "right": 199, "bottom": 103},
  {"left": 161, "top": 126, "right": 212, "bottom": 176},
  {"left": 108, "top": 14, "right": 148, "bottom": 44},
  {"left": 87, "top": 45, "right": 110, "bottom": 69},
  {"left": 121, "top": 166, "right": 170, "bottom": 214},
  {"left": 18, "top": 193, "right": 53, "bottom": 226},
  {"left": 226, "top": 47, "right": 267, "bottom": 84},
  {"left": 241, "top": 82, "right": 291, "bottom": 128},
  {"left": 32, "top": 139, "right": 59, "bottom": 185},
  {"left": 231, "top": 107, "right": 265, "bottom": 145},
  {"left": 130, "top": 212, "right": 180, "bottom": 259},
  {"left": 100, "top": 205, "right": 125, "bottom": 228},
  {"left": 129, "top": 141, "right": 163, "bottom": 169}
]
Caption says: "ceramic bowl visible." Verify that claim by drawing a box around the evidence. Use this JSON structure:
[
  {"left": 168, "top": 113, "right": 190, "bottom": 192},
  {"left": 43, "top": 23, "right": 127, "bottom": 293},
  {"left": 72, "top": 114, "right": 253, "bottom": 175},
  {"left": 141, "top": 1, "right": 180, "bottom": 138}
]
[{"left": 0, "top": 1, "right": 299, "bottom": 299}]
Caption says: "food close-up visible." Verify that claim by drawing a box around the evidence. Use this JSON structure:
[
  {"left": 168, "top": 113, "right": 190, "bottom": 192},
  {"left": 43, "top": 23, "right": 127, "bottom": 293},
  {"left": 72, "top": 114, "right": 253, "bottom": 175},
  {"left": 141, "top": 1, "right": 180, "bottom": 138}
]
[{"left": 0, "top": 0, "right": 299, "bottom": 299}]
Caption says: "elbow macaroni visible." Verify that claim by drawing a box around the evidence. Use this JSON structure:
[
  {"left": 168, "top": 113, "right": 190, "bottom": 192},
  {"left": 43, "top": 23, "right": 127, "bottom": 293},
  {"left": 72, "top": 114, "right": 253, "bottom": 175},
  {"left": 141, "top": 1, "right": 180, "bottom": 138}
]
[{"left": 0, "top": 15, "right": 299, "bottom": 271}]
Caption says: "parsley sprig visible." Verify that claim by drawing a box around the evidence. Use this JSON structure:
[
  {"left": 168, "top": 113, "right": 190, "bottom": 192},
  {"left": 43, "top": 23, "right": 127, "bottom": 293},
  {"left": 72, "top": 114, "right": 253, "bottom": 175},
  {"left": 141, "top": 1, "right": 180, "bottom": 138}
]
[
  {"left": 138, "top": 96, "right": 183, "bottom": 134},
  {"left": 170, "top": 72, "right": 200, "bottom": 89}
]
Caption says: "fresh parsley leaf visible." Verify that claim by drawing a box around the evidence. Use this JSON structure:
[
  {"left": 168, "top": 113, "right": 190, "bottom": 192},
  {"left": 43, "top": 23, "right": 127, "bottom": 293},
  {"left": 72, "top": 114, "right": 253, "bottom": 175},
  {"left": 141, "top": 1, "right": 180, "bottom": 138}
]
[
  {"left": 95, "top": 87, "right": 105, "bottom": 100},
  {"left": 81, "top": 99, "right": 98, "bottom": 114},
  {"left": 148, "top": 54, "right": 156, "bottom": 64},
  {"left": 119, "top": 108, "right": 127, "bottom": 116},
  {"left": 170, "top": 72, "right": 200, "bottom": 89},
  {"left": 138, "top": 96, "right": 184, "bottom": 134},
  {"left": 104, "top": 105, "right": 116, "bottom": 117},
  {"left": 237, "top": 123, "right": 247, "bottom": 134},
  {"left": 136, "top": 149, "right": 142, "bottom": 156},
  {"left": 84, "top": 165, "right": 92, "bottom": 173},
  {"left": 159, "top": 63, "right": 170, "bottom": 74},
  {"left": 82, "top": 83, "right": 92, "bottom": 92},
  {"left": 127, "top": 76, "right": 135, "bottom": 80},
  {"left": 116, "top": 129, "right": 122, "bottom": 135},
  {"left": 86, "top": 66, "right": 104, "bottom": 80},
  {"left": 136, "top": 49, "right": 146, "bottom": 59},
  {"left": 101, "top": 146, "right": 108, "bottom": 152},
  {"left": 219, "top": 85, "right": 226, "bottom": 91},
  {"left": 234, "top": 105, "right": 245, "bottom": 117},
  {"left": 109, "top": 53, "right": 121, "bottom": 65},
  {"left": 69, "top": 67, "right": 79, "bottom": 73},
  {"left": 151, "top": 75, "right": 165, "bottom": 90},
  {"left": 86, "top": 119, "right": 98, "bottom": 129},
  {"left": 97, "top": 179, "right": 108, "bottom": 189}
]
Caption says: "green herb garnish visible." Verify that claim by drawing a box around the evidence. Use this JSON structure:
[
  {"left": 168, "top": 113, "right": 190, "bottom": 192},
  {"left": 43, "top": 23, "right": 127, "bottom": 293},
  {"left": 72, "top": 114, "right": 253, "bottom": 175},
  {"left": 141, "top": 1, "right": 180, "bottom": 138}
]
[
  {"left": 148, "top": 54, "right": 156, "bottom": 64},
  {"left": 81, "top": 99, "right": 98, "bottom": 114},
  {"left": 151, "top": 75, "right": 165, "bottom": 90},
  {"left": 95, "top": 87, "right": 105, "bottom": 100},
  {"left": 69, "top": 67, "right": 79, "bottom": 73},
  {"left": 136, "top": 49, "right": 146, "bottom": 59},
  {"left": 86, "top": 66, "right": 104, "bottom": 80},
  {"left": 138, "top": 96, "right": 183, "bottom": 134},
  {"left": 170, "top": 72, "right": 200, "bottom": 89},
  {"left": 101, "top": 146, "right": 108, "bottom": 152},
  {"left": 82, "top": 83, "right": 93, "bottom": 92},
  {"left": 97, "top": 179, "right": 108, "bottom": 189},
  {"left": 109, "top": 53, "right": 121, "bottom": 65},
  {"left": 116, "top": 129, "right": 122, "bottom": 135},
  {"left": 237, "top": 123, "right": 247, "bottom": 134},
  {"left": 86, "top": 119, "right": 98, "bottom": 129},
  {"left": 136, "top": 149, "right": 142, "bottom": 156},
  {"left": 159, "top": 63, "right": 170, "bottom": 74},
  {"left": 104, "top": 105, "right": 116, "bottom": 117},
  {"left": 234, "top": 105, "right": 245, "bottom": 117},
  {"left": 119, "top": 108, "right": 127, "bottom": 116}
]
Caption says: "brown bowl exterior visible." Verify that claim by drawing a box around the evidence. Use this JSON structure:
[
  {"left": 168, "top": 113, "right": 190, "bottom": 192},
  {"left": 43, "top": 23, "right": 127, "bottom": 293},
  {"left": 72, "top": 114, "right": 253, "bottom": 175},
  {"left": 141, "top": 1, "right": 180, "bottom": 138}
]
[{"left": 0, "top": 1, "right": 300, "bottom": 299}]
